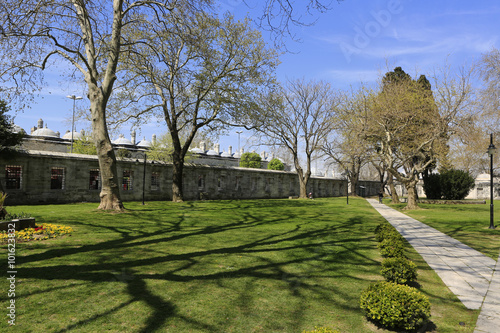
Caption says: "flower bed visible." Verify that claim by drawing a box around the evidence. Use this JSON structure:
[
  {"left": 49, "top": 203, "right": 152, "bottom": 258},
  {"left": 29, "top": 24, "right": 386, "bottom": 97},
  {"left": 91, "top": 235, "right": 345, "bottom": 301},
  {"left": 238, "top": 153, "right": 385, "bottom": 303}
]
[{"left": 0, "top": 223, "right": 73, "bottom": 242}]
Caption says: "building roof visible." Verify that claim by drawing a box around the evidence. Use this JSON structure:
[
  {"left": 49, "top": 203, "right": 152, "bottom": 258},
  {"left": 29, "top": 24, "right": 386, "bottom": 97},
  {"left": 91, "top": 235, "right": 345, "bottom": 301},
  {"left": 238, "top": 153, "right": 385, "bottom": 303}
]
[{"left": 32, "top": 125, "right": 60, "bottom": 138}]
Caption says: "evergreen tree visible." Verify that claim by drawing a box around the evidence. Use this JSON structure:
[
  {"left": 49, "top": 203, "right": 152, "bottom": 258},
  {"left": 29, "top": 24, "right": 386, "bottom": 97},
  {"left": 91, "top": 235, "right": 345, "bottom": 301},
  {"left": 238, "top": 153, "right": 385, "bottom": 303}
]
[{"left": 0, "top": 100, "right": 24, "bottom": 157}]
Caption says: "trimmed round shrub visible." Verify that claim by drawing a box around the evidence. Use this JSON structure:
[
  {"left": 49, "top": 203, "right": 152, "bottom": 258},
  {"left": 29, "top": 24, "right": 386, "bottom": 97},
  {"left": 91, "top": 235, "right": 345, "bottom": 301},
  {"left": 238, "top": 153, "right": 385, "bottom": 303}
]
[
  {"left": 360, "top": 281, "right": 431, "bottom": 331},
  {"left": 267, "top": 158, "right": 284, "bottom": 170},
  {"left": 239, "top": 152, "right": 262, "bottom": 168},
  {"left": 378, "top": 238, "right": 405, "bottom": 258},
  {"left": 301, "top": 327, "right": 340, "bottom": 333},
  {"left": 381, "top": 257, "right": 418, "bottom": 284},
  {"left": 375, "top": 222, "right": 402, "bottom": 243}
]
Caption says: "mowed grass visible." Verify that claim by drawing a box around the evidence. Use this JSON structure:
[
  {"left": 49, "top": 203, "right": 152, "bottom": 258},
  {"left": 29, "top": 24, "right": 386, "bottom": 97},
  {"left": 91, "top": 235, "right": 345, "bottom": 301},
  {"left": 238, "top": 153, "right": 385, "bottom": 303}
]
[
  {"left": 1, "top": 198, "right": 480, "bottom": 332},
  {"left": 387, "top": 200, "right": 500, "bottom": 260}
]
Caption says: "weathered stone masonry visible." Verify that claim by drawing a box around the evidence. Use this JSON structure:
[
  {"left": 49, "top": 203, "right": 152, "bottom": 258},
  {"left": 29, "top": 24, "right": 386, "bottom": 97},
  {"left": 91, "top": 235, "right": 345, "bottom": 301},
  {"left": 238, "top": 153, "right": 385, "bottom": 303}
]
[{"left": 1, "top": 151, "right": 379, "bottom": 205}]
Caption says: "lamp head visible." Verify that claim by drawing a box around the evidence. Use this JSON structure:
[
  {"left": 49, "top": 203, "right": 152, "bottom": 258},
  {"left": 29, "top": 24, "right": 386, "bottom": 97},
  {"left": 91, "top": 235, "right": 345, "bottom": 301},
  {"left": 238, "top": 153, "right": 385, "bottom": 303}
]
[{"left": 488, "top": 143, "right": 497, "bottom": 156}]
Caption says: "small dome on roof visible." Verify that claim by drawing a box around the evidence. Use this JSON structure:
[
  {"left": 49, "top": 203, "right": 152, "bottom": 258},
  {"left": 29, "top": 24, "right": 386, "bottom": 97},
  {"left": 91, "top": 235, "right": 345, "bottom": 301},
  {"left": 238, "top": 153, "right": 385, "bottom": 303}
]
[
  {"left": 11, "top": 123, "right": 24, "bottom": 134},
  {"left": 32, "top": 124, "right": 59, "bottom": 138},
  {"left": 113, "top": 134, "right": 133, "bottom": 145},
  {"left": 137, "top": 137, "right": 151, "bottom": 148},
  {"left": 62, "top": 130, "right": 83, "bottom": 140},
  {"left": 221, "top": 151, "right": 232, "bottom": 157},
  {"left": 190, "top": 147, "right": 204, "bottom": 154},
  {"left": 206, "top": 149, "right": 219, "bottom": 156},
  {"left": 476, "top": 173, "right": 491, "bottom": 181}
]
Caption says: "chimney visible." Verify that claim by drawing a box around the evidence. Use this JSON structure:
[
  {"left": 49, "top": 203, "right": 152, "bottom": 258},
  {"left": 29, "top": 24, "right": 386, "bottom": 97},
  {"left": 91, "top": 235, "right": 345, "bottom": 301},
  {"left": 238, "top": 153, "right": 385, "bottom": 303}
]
[
  {"left": 215, "top": 143, "right": 220, "bottom": 154},
  {"left": 131, "top": 130, "right": 136, "bottom": 145},
  {"left": 228, "top": 146, "right": 233, "bottom": 155},
  {"left": 152, "top": 134, "right": 157, "bottom": 145},
  {"left": 200, "top": 141, "right": 207, "bottom": 152}
]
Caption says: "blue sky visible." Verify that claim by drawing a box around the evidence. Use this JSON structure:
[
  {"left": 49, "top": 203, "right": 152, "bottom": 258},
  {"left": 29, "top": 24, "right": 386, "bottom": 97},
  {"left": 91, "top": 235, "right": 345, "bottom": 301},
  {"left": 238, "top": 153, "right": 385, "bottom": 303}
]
[{"left": 7, "top": 0, "right": 500, "bottom": 155}]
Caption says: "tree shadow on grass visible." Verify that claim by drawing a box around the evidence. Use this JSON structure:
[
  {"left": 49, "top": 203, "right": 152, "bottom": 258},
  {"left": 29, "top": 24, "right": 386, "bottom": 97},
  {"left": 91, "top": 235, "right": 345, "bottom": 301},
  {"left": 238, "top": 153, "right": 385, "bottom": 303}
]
[{"left": 12, "top": 200, "right": 383, "bottom": 332}]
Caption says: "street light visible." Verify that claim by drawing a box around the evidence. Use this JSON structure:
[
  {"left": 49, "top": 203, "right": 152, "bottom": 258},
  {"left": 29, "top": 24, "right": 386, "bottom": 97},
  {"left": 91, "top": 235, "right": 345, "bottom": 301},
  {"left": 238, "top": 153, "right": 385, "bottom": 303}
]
[
  {"left": 487, "top": 133, "right": 497, "bottom": 229},
  {"left": 67, "top": 95, "right": 83, "bottom": 153},
  {"left": 236, "top": 131, "right": 243, "bottom": 154},
  {"left": 136, "top": 153, "right": 147, "bottom": 206},
  {"left": 341, "top": 169, "right": 349, "bottom": 205}
]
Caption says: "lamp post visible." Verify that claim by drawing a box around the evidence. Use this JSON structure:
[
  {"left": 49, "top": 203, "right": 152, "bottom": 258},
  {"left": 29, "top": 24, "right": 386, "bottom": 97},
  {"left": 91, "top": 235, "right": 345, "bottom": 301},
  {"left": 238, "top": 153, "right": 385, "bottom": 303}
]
[
  {"left": 236, "top": 131, "right": 243, "bottom": 154},
  {"left": 136, "top": 153, "right": 147, "bottom": 205},
  {"left": 487, "top": 133, "right": 497, "bottom": 229},
  {"left": 341, "top": 169, "right": 349, "bottom": 205},
  {"left": 67, "top": 95, "right": 83, "bottom": 153}
]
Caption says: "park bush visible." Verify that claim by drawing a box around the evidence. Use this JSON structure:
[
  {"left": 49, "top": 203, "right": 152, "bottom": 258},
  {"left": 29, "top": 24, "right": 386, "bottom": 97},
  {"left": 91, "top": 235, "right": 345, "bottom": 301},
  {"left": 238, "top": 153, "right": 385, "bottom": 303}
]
[
  {"left": 440, "top": 169, "right": 475, "bottom": 200},
  {"left": 422, "top": 169, "right": 475, "bottom": 200},
  {"left": 422, "top": 173, "right": 442, "bottom": 199},
  {"left": 239, "top": 152, "right": 262, "bottom": 168},
  {"left": 360, "top": 281, "right": 431, "bottom": 331},
  {"left": 267, "top": 158, "right": 284, "bottom": 170},
  {"left": 301, "top": 327, "right": 340, "bottom": 333},
  {"left": 375, "top": 222, "right": 403, "bottom": 243},
  {"left": 381, "top": 257, "right": 418, "bottom": 284},
  {"left": 378, "top": 238, "right": 405, "bottom": 258}
]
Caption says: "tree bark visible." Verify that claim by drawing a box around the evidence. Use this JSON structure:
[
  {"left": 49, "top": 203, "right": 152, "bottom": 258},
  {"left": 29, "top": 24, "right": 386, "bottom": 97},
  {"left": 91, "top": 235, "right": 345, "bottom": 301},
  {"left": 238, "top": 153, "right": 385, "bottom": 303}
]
[
  {"left": 404, "top": 182, "right": 419, "bottom": 210},
  {"left": 387, "top": 175, "right": 400, "bottom": 203},
  {"left": 90, "top": 87, "right": 124, "bottom": 211},
  {"left": 172, "top": 150, "right": 184, "bottom": 202}
]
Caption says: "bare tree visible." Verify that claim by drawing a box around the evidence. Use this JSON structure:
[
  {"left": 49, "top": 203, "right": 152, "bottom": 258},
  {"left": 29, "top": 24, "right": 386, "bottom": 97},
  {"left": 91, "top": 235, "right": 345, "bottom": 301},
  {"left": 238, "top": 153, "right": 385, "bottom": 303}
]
[
  {"left": 118, "top": 9, "right": 277, "bottom": 202},
  {"left": 0, "top": 1, "right": 218, "bottom": 210},
  {"left": 254, "top": 79, "right": 339, "bottom": 198},
  {"left": 322, "top": 87, "right": 371, "bottom": 196}
]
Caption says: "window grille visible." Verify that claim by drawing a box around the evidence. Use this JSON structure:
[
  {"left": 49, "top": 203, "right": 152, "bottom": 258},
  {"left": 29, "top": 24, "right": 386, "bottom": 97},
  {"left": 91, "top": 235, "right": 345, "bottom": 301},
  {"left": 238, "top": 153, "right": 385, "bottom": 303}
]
[
  {"left": 89, "top": 169, "right": 100, "bottom": 190},
  {"left": 151, "top": 172, "right": 160, "bottom": 191},
  {"left": 51, "top": 167, "right": 65, "bottom": 190},
  {"left": 5, "top": 165, "right": 22, "bottom": 190},
  {"left": 122, "top": 170, "right": 133, "bottom": 190}
]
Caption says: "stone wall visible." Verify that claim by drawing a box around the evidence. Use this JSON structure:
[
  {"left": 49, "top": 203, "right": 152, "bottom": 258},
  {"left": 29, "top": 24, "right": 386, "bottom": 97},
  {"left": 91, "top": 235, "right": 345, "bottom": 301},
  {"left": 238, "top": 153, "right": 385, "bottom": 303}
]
[{"left": 0, "top": 151, "right": 380, "bottom": 205}]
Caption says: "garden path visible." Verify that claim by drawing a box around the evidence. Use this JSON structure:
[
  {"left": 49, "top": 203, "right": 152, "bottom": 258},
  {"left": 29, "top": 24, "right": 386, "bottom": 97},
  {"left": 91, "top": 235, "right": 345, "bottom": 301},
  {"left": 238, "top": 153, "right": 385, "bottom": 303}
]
[{"left": 366, "top": 199, "right": 500, "bottom": 333}]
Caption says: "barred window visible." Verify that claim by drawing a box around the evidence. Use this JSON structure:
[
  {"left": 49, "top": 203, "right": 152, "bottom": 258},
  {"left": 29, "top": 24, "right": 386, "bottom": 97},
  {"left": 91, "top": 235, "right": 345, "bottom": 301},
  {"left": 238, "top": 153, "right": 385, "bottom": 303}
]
[
  {"left": 5, "top": 165, "right": 22, "bottom": 190},
  {"left": 217, "top": 176, "right": 224, "bottom": 190},
  {"left": 151, "top": 172, "right": 160, "bottom": 191},
  {"left": 122, "top": 170, "right": 133, "bottom": 191},
  {"left": 89, "top": 169, "right": 100, "bottom": 190},
  {"left": 197, "top": 175, "right": 205, "bottom": 189},
  {"left": 51, "top": 167, "right": 65, "bottom": 190}
]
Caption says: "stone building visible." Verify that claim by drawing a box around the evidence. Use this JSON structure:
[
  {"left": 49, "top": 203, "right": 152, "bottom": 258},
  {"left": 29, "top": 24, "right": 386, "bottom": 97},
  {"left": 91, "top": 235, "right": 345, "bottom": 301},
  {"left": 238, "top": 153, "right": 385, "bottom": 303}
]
[{"left": 1, "top": 119, "right": 380, "bottom": 205}]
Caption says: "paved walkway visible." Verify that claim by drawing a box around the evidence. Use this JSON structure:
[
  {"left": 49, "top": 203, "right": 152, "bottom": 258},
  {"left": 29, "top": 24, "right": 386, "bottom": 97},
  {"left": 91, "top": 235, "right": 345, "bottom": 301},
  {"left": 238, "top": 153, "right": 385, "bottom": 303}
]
[{"left": 366, "top": 199, "right": 500, "bottom": 333}]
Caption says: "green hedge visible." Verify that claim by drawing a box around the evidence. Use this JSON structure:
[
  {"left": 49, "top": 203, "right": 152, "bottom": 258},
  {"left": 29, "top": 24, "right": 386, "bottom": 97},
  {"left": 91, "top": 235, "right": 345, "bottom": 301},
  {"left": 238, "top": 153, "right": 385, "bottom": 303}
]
[
  {"left": 377, "top": 238, "right": 405, "bottom": 258},
  {"left": 381, "top": 257, "right": 418, "bottom": 284},
  {"left": 360, "top": 281, "right": 430, "bottom": 331},
  {"left": 375, "top": 222, "right": 403, "bottom": 243}
]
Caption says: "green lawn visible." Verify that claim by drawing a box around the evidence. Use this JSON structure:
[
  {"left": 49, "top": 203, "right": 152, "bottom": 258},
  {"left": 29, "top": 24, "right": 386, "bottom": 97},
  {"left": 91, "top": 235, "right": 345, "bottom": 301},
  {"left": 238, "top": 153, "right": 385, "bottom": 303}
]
[
  {"left": 387, "top": 200, "right": 500, "bottom": 260},
  {"left": 1, "top": 198, "right": 480, "bottom": 332}
]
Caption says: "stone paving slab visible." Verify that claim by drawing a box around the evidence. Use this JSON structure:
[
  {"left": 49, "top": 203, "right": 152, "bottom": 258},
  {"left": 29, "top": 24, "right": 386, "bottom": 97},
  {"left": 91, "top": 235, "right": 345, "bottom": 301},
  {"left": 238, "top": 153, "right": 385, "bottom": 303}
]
[
  {"left": 366, "top": 199, "right": 496, "bottom": 310},
  {"left": 474, "top": 253, "right": 500, "bottom": 333}
]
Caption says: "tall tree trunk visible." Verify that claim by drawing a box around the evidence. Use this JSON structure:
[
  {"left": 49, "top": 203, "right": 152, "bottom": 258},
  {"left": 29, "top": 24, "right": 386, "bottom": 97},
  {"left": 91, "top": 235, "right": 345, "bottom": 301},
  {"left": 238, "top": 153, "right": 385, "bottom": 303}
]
[
  {"left": 299, "top": 176, "right": 308, "bottom": 198},
  {"left": 296, "top": 166, "right": 310, "bottom": 199},
  {"left": 90, "top": 89, "right": 124, "bottom": 211},
  {"left": 404, "top": 182, "right": 419, "bottom": 210},
  {"left": 350, "top": 174, "right": 359, "bottom": 196},
  {"left": 172, "top": 149, "right": 184, "bottom": 202},
  {"left": 387, "top": 175, "right": 400, "bottom": 203}
]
